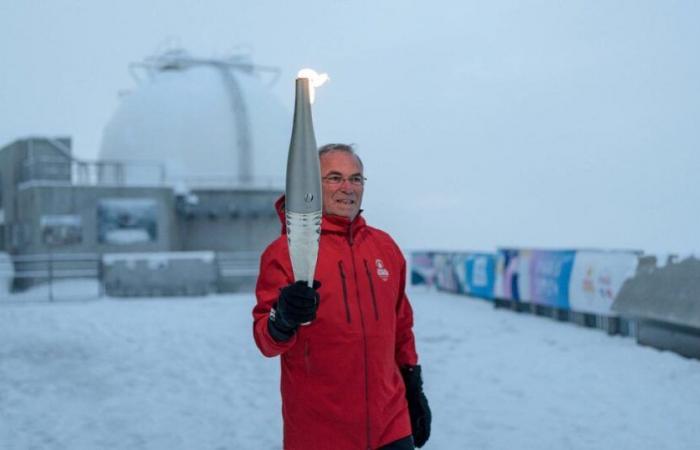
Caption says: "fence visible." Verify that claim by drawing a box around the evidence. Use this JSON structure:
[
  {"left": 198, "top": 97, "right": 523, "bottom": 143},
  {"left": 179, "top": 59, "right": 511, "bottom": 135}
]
[
  {"left": 0, "top": 251, "right": 261, "bottom": 302},
  {"left": 411, "top": 249, "right": 640, "bottom": 336},
  {"left": 411, "top": 249, "right": 700, "bottom": 359},
  {"left": 2, "top": 252, "right": 102, "bottom": 302}
]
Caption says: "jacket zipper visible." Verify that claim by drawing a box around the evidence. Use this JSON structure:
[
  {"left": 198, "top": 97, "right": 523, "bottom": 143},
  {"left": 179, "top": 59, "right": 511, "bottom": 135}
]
[
  {"left": 338, "top": 261, "right": 352, "bottom": 324},
  {"left": 363, "top": 259, "right": 380, "bottom": 321},
  {"left": 349, "top": 241, "right": 371, "bottom": 449}
]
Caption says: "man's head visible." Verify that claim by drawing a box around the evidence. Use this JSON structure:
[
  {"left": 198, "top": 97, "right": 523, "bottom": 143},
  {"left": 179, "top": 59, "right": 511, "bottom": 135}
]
[{"left": 319, "top": 143, "right": 365, "bottom": 221}]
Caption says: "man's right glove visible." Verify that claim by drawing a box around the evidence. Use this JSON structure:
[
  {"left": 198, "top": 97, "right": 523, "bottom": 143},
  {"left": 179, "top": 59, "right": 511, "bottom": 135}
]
[
  {"left": 268, "top": 280, "right": 321, "bottom": 342},
  {"left": 401, "top": 365, "right": 432, "bottom": 448}
]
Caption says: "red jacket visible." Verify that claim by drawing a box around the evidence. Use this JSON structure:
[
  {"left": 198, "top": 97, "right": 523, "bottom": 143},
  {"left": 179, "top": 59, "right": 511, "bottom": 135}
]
[{"left": 253, "top": 197, "right": 418, "bottom": 450}]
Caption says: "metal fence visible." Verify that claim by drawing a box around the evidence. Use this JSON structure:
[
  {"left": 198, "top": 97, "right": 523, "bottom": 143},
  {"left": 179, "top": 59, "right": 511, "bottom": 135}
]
[
  {"left": 2, "top": 253, "right": 102, "bottom": 302},
  {"left": 0, "top": 251, "right": 261, "bottom": 302}
]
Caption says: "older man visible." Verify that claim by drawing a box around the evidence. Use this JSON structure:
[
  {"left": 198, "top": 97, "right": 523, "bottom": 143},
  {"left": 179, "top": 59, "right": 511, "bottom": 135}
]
[{"left": 253, "top": 144, "right": 431, "bottom": 450}]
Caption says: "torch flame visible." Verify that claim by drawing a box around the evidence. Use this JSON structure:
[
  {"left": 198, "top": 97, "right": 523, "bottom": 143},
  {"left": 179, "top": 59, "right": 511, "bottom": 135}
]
[{"left": 297, "top": 68, "right": 329, "bottom": 104}]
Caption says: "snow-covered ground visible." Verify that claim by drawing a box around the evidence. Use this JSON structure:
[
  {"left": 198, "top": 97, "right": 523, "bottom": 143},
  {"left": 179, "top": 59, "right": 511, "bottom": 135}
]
[{"left": 1, "top": 285, "right": 699, "bottom": 450}]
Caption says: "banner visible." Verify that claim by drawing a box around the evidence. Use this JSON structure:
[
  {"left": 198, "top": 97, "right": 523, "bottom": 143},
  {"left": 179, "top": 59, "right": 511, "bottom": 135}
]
[
  {"left": 568, "top": 251, "right": 639, "bottom": 315},
  {"left": 414, "top": 249, "right": 639, "bottom": 316},
  {"left": 527, "top": 250, "right": 576, "bottom": 308},
  {"left": 496, "top": 249, "right": 523, "bottom": 301},
  {"left": 434, "top": 253, "right": 461, "bottom": 293},
  {"left": 464, "top": 253, "right": 496, "bottom": 299},
  {"left": 410, "top": 251, "right": 435, "bottom": 286}
]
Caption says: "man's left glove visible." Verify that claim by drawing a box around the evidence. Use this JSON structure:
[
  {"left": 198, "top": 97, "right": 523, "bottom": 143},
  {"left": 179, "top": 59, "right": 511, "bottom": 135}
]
[{"left": 401, "top": 365, "right": 431, "bottom": 448}]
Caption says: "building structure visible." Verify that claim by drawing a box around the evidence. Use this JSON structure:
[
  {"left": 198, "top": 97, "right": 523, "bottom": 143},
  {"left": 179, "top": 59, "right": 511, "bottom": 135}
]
[{"left": 0, "top": 49, "right": 289, "bottom": 294}]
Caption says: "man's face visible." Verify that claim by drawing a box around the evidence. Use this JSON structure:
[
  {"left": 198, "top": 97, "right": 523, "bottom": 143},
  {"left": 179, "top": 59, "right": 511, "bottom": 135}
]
[{"left": 320, "top": 150, "right": 364, "bottom": 220}]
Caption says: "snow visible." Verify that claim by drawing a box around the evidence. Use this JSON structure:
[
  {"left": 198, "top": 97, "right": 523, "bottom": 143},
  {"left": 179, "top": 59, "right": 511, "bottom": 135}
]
[
  {"left": 0, "top": 279, "right": 100, "bottom": 303},
  {"left": 1, "top": 286, "right": 699, "bottom": 450}
]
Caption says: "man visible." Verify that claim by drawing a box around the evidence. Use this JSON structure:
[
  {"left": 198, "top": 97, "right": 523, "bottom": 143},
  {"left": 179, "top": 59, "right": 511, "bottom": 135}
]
[{"left": 253, "top": 144, "right": 431, "bottom": 449}]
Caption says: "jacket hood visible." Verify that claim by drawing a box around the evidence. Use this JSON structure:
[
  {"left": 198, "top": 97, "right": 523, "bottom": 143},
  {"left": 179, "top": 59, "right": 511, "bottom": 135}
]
[{"left": 274, "top": 194, "right": 366, "bottom": 239}]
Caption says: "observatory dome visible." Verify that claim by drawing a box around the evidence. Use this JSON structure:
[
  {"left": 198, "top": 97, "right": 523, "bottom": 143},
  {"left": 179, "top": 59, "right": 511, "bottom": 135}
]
[{"left": 100, "top": 51, "right": 290, "bottom": 188}]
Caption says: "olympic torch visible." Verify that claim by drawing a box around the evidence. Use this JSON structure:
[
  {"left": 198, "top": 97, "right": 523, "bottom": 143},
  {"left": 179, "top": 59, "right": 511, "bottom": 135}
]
[{"left": 285, "top": 69, "right": 328, "bottom": 288}]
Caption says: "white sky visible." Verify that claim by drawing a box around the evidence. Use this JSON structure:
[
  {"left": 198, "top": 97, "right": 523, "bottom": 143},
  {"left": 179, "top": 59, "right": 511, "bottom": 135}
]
[{"left": 1, "top": 1, "right": 699, "bottom": 254}]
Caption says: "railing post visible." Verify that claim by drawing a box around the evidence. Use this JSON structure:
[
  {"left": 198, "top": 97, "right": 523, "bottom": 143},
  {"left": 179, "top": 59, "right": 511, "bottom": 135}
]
[
  {"left": 98, "top": 255, "right": 104, "bottom": 298},
  {"left": 48, "top": 250, "right": 54, "bottom": 302},
  {"left": 214, "top": 252, "right": 223, "bottom": 294}
]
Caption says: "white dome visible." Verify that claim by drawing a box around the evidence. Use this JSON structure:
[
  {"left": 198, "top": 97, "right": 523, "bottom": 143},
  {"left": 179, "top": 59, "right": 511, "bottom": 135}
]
[{"left": 100, "top": 56, "right": 290, "bottom": 188}]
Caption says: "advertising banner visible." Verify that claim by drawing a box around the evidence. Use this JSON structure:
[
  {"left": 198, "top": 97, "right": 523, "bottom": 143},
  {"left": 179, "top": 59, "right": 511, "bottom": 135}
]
[
  {"left": 568, "top": 251, "right": 639, "bottom": 315},
  {"left": 527, "top": 250, "right": 576, "bottom": 308},
  {"left": 452, "top": 253, "right": 470, "bottom": 294},
  {"left": 496, "top": 249, "right": 524, "bottom": 301},
  {"left": 434, "top": 253, "right": 461, "bottom": 293},
  {"left": 410, "top": 252, "right": 435, "bottom": 286},
  {"left": 464, "top": 253, "right": 496, "bottom": 299}
]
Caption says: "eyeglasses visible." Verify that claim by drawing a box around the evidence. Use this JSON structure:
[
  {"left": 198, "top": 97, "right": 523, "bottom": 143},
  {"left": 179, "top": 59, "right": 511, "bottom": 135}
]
[{"left": 322, "top": 174, "right": 367, "bottom": 186}]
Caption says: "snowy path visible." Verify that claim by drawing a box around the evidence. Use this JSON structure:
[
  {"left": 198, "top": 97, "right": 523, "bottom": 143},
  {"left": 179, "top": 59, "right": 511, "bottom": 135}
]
[{"left": 1, "top": 288, "right": 699, "bottom": 449}]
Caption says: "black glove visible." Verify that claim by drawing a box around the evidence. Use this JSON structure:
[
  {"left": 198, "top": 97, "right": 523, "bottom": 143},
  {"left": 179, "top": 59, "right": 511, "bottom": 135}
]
[
  {"left": 268, "top": 280, "right": 321, "bottom": 342},
  {"left": 401, "top": 365, "right": 431, "bottom": 448}
]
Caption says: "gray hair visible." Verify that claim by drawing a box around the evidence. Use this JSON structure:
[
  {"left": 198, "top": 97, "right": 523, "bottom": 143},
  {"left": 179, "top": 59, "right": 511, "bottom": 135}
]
[{"left": 318, "top": 143, "right": 364, "bottom": 170}]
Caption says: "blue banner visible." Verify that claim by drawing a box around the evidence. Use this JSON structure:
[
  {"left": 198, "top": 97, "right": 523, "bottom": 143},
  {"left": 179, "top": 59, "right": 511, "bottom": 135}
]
[
  {"left": 528, "top": 250, "right": 576, "bottom": 308},
  {"left": 464, "top": 253, "right": 496, "bottom": 299}
]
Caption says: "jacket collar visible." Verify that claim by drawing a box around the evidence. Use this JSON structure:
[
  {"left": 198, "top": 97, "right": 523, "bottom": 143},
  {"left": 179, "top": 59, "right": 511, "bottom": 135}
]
[{"left": 275, "top": 195, "right": 366, "bottom": 240}]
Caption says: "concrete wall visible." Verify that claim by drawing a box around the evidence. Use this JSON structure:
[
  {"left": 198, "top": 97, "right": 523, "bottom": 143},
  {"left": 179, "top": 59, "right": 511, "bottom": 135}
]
[
  {"left": 636, "top": 319, "right": 700, "bottom": 359},
  {"left": 102, "top": 252, "right": 217, "bottom": 297},
  {"left": 2, "top": 137, "right": 282, "bottom": 257},
  {"left": 613, "top": 256, "right": 700, "bottom": 329},
  {"left": 176, "top": 188, "right": 281, "bottom": 252},
  {"left": 613, "top": 256, "right": 700, "bottom": 358},
  {"left": 14, "top": 185, "right": 176, "bottom": 254}
]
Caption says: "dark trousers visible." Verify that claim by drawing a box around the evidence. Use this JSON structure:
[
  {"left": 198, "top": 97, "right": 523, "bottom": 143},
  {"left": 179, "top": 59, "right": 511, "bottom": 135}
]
[{"left": 379, "top": 435, "right": 414, "bottom": 449}]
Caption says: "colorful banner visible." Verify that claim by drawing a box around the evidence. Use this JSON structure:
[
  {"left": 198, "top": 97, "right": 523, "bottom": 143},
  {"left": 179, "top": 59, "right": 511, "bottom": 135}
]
[
  {"left": 464, "top": 253, "right": 496, "bottom": 299},
  {"left": 434, "top": 253, "right": 461, "bottom": 293},
  {"left": 496, "top": 249, "right": 523, "bottom": 301},
  {"left": 412, "top": 249, "right": 640, "bottom": 318},
  {"left": 410, "top": 251, "right": 436, "bottom": 286},
  {"left": 412, "top": 251, "right": 497, "bottom": 297},
  {"left": 568, "top": 251, "right": 639, "bottom": 315},
  {"left": 527, "top": 250, "right": 576, "bottom": 308}
]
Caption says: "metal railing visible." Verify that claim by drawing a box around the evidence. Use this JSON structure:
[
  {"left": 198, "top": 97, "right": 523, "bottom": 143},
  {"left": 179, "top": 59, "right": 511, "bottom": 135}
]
[
  {"left": 1, "top": 251, "right": 262, "bottom": 301},
  {"left": 3, "top": 253, "right": 102, "bottom": 302}
]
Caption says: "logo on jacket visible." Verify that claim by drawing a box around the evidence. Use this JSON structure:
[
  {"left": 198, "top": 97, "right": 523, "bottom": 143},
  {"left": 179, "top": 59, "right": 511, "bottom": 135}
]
[{"left": 376, "top": 259, "right": 390, "bottom": 281}]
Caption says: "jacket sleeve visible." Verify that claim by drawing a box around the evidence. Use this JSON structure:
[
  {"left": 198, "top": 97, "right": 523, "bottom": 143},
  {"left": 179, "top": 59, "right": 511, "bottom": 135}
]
[
  {"left": 253, "top": 242, "right": 298, "bottom": 357},
  {"left": 394, "top": 246, "right": 419, "bottom": 367}
]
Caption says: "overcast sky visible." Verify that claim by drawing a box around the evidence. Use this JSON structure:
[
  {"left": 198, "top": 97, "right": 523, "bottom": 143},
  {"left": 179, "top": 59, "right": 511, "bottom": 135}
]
[{"left": 2, "top": 1, "right": 699, "bottom": 254}]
